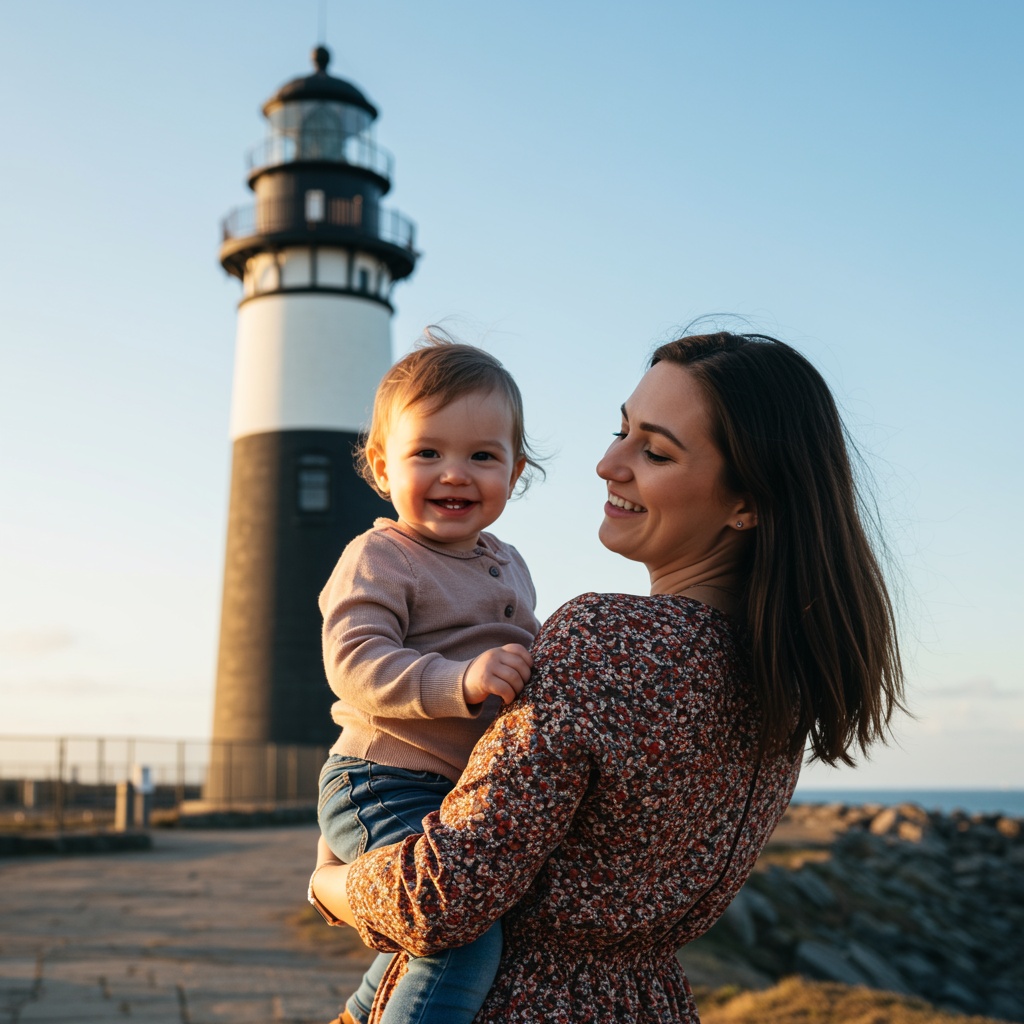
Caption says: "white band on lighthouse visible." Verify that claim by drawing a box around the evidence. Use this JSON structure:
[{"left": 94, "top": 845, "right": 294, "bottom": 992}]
[{"left": 229, "top": 292, "right": 393, "bottom": 439}]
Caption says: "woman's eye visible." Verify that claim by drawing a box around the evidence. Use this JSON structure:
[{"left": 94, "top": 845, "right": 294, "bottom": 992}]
[
  {"left": 643, "top": 449, "right": 670, "bottom": 464},
  {"left": 611, "top": 430, "right": 627, "bottom": 440}
]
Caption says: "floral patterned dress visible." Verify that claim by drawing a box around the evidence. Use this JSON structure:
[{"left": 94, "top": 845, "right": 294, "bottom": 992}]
[{"left": 347, "top": 593, "right": 802, "bottom": 1023}]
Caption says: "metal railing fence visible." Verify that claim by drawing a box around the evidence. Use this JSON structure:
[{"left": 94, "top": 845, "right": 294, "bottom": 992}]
[
  {"left": 0, "top": 735, "right": 327, "bottom": 832},
  {"left": 221, "top": 195, "right": 417, "bottom": 251},
  {"left": 246, "top": 130, "right": 394, "bottom": 179}
]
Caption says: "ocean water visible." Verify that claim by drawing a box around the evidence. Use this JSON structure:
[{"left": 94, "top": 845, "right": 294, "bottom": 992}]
[{"left": 791, "top": 788, "right": 1024, "bottom": 818}]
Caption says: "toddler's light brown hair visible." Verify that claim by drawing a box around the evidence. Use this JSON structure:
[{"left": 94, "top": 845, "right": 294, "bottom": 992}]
[{"left": 356, "top": 327, "right": 543, "bottom": 499}]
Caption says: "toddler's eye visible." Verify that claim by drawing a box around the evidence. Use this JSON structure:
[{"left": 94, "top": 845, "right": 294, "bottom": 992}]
[
  {"left": 471, "top": 451, "right": 496, "bottom": 461},
  {"left": 415, "top": 449, "right": 439, "bottom": 458}
]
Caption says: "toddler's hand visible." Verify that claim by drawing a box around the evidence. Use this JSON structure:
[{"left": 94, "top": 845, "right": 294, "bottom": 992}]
[{"left": 463, "top": 644, "right": 533, "bottom": 706}]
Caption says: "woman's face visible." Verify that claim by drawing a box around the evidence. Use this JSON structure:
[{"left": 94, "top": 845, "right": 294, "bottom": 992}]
[{"left": 596, "top": 361, "right": 750, "bottom": 591}]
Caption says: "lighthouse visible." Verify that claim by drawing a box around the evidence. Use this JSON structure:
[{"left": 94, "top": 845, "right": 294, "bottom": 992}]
[{"left": 206, "top": 47, "right": 418, "bottom": 803}]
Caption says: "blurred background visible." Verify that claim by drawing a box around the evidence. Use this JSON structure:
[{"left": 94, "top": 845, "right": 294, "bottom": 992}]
[{"left": 1, "top": 0, "right": 1021, "bottom": 792}]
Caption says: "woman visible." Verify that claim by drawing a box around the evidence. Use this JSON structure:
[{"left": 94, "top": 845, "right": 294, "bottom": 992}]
[{"left": 309, "top": 331, "right": 905, "bottom": 1024}]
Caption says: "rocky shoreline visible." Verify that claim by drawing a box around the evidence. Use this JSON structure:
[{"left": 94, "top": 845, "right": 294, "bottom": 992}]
[{"left": 683, "top": 802, "right": 1024, "bottom": 1023}]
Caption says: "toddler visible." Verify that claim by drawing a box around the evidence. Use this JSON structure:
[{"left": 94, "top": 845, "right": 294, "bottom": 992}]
[{"left": 312, "top": 334, "right": 542, "bottom": 1024}]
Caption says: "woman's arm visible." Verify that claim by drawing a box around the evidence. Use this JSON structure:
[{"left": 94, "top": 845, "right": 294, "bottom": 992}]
[
  {"left": 353, "top": 712, "right": 592, "bottom": 954},
  {"left": 308, "top": 835, "right": 359, "bottom": 928},
  {"left": 307, "top": 695, "right": 592, "bottom": 944},
  {"left": 334, "top": 599, "right": 604, "bottom": 956}
]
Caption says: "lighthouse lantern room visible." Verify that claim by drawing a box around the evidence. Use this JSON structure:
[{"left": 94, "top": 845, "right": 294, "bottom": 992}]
[{"left": 206, "top": 47, "right": 417, "bottom": 803}]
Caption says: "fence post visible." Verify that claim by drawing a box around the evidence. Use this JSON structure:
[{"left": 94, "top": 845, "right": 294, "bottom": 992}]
[
  {"left": 176, "top": 741, "right": 186, "bottom": 807},
  {"left": 267, "top": 743, "right": 277, "bottom": 803},
  {"left": 288, "top": 745, "right": 298, "bottom": 802},
  {"left": 115, "top": 781, "right": 135, "bottom": 831},
  {"left": 54, "top": 737, "right": 66, "bottom": 833},
  {"left": 132, "top": 765, "right": 153, "bottom": 827}
]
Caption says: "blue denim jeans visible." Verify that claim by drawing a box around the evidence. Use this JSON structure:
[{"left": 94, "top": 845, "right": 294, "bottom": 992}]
[{"left": 318, "top": 755, "right": 502, "bottom": 1024}]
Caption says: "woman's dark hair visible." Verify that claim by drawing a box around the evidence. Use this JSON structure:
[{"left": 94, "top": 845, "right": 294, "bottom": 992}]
[{"left": 652, "top": 331, "right": 905, "bottom": 766}]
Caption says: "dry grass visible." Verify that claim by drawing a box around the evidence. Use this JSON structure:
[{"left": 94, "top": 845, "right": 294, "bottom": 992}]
[{"left": 696, "top": 977, "right": 1009, "bottom": 1024}]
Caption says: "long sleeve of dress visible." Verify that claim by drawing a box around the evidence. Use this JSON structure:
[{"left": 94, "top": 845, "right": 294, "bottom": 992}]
[{"left": 346, "top": 637, "right": 595, "bottom": 955}]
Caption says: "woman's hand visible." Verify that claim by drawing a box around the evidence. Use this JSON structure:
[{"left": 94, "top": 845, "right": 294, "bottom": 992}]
[{"left": 310, "top": 837, "right": 358, "bottom": 928}]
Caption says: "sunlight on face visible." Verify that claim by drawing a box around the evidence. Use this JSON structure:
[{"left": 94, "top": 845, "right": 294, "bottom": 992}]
[
  {"left": 370, "top": 390, "right": 526, "bottom": 551},
  {"left": 595, "top": 362, "right": 748, "bottom": 590}
]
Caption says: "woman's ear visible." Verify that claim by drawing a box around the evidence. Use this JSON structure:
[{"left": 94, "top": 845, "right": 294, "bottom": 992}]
[
  {"left": 368, "top": 447, "right": 389, "bottom": 496},
  {"left": 730, "top": 495, "right": 758, "bottom": 531}
]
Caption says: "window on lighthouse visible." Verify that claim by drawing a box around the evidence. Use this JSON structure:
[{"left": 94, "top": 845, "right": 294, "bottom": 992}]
[
  {"left": 297, "top": 454, "right": 331, "bottom": 513},
  {"left": 300, "top": 104, "right": 345, "bottom": 161},
  {"left": 305, "top": 190, "right": 325, "bottom": 223}
]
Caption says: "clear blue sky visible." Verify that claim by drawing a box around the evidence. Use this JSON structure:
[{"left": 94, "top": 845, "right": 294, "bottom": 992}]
[{"left": 1, "top": 1, "right": 1021, "bottom": 788}]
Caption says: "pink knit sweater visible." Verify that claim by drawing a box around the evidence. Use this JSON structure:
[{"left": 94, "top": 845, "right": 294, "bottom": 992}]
[{"left": 320, "top": 519, "right": 539, "bottom": 782}]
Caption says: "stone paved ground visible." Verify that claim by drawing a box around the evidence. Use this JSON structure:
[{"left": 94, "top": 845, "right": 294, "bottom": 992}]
[
  {"left": 0, "top": 810, "right": 844, "bottom": 1023},
  {"left": 0, "top": 826, "right": 375, "bottom": 1023}
]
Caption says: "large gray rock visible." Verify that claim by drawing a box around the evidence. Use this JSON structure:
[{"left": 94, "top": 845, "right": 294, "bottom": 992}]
[
  {"left": 869, "top": 807, "right": 901, "bottom": 835},
  {"left": 848, "top": 910, "right": 903, "bottom": 951},
  {"left": 952, "top": 852, "right": 993, "bottom": 876},
  {"left": 741, "top": 886, "right": 779, "bottom": 929},
  {"left": 895, "top": 950, "right": 941, "bottom": 986},
  {"left": 880, "top": 873, "right": 923, "bottom": 903},
  {"left": 831, "top": 828, "right": 888, "bottom": 859},
  {"left": 718, "top": 890, "right": 757, "bottom": 947},
  {"left": 893, "top": 860, "right": 946, "bottom": 897},
  {"left": 905, "top": 904, "right": 945, "bottom": 942},
  {"left": 940, "top": 946, "right": 982, "bottom": 979},
  {"left": 988, "top": 987, "right": 1024, "bottom": 1022},
  {"left": 787, "top": 867, "right": 837, "bottom": 908},
  {"left": 939, "top": 978, "right": 980, "bottom": 1013},
  {"left": 794, "top": 940, "right": 871, "bottom": 987},
  {"left": 846, "top": 940, "right": 911, "bottom": 994}
]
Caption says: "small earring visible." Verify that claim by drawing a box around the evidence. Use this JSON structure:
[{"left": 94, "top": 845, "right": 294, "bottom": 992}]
[{"left": 735, "top": 520, "right": 744, "bottom": 529}]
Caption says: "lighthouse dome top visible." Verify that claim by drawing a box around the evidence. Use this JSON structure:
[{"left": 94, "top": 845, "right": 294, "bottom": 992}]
[{"left": 262, "top": 46, "right": 378, "bottom": 120}]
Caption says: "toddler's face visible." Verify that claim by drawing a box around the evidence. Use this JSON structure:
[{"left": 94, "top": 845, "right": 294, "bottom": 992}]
[{"left": 369, "top": 389, "right": 525, "bottom": 550}]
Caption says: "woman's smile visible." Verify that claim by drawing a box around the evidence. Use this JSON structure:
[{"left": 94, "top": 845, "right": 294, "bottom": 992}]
[
  {"left": 596, "top": 361, "right": 752, "bottom": 592},
  {"left": 606, "top": 491, "right": 647, "bottom": 513}
]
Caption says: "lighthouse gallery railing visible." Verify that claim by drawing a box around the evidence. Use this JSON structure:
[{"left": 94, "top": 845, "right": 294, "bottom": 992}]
[
  {"left": 221, "top": 197, "right": 416, "bottom": 251},
  {"left": 246, "top": 132, "right": 395, "bottom": 181}
]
